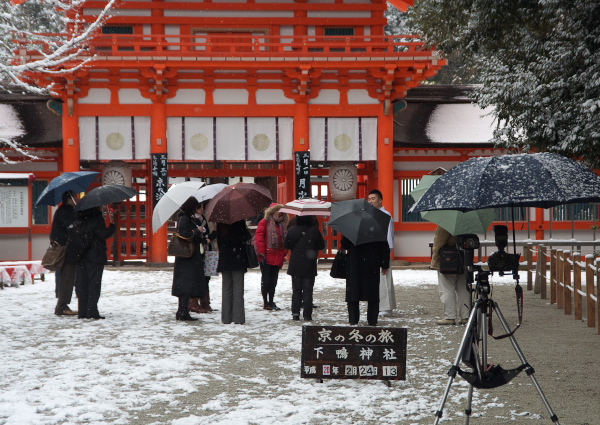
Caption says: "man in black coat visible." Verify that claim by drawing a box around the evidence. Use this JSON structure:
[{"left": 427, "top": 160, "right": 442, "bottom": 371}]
[
  {"left": 341, "top": 236, "right": 390, "bottom": 326},
  {"left": 50, "top": 190, "right": 78, "bottom": 316},
  {"left": 77, "top": 207, "right": 116, "bottom": 319}
]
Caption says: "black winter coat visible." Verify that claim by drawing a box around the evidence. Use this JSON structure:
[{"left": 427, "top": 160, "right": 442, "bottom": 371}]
[
  {"left": 50, "top": 203, "right": 76, "bottom": 246},
  {"left": 284, "top": 222, "right": 325, "bottom": 277},
  {"left": 216, "top": 220, "right": 251, "bottom": 272},
  {"left": 79, "top": 209, "right": 116, "bottom": 265},
  {"left": 341, "top": 236, "right": 390, "bottom": 302},
  {"left": 172, "top": 214, "right": 207, "bottom": 298}
]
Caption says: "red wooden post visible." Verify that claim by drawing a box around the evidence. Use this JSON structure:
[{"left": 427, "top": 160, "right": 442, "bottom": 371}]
[
  {"left": 540, "top": 245, "right": 547, "bottom": 299},
  {"left": 556, "top": 250, "right": 564, "bottom": 309},
  {"left": 563, "top": 250, "right": 572, "bottom": 316},
  {"left": 550, "top": 248, "right": 557, "bottom": 304}
]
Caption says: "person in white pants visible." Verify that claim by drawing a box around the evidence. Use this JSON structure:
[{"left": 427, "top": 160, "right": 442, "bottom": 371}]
[
  {"left": 431, "top": 226, "right": 470, "bottom": 325},
  {"left": 367, "top": 190, "right": 397, "bottom": 317}
]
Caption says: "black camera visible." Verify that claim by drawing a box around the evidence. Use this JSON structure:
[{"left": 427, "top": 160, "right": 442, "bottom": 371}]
[
  {"left": 488, "top": 250, "right": 521, "bottom": 274},
  {"left": 457, "top": 234, "right": 480, "bottom": 250},
  {"left": 487, "top": 225, "right": 521, "bottom": 274}
]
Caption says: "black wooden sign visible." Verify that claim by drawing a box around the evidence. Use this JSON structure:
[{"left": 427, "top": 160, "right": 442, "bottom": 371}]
[
  {"left": 295, "top": 151, "right": 311, "bottom": 199},
  {"left": 301, "top": 326, "right": 407, "bottom": 380},
  {"left": 151, "top": 153, "right": 168, "bottom": 207}
]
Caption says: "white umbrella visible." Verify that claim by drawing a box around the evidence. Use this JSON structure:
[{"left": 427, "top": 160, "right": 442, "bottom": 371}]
[
  {"left": 193, "top": 183, "right": 229, "bottom": 203},
  {"left": 152, "top": 181, "right": 205, "bottom": 233},
  {"left": 279, "top": 198, "right": 332, "bottom": 216}
]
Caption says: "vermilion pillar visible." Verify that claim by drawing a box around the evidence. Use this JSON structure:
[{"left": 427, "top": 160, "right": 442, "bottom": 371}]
[
  {"left": 378, "top": 102, "right": 395, "bottom": 218},
  {"left": 291, "top": 100, "right": 310, "bottom": 201},
  {"left": 150, "top": 100, "right": 168, "bottom": 263},
  {"left": 62, "top": 99, "right": 80, "bottom": 172}
]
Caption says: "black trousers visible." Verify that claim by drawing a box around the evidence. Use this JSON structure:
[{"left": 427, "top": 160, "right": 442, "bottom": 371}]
[
  {"left": 55, "top": 262, "right": 77, "bottom": 314},
  {"left": 291, "top": 276, "right": 315, "bottom": 319},
  {"left": 347, "top": 301, "right": 379, "bottom": 326},
  {"left": 260, "top": 263, "right": 280, "bottom": 301},
  {"left": 78, "top": 262, "right": 104, "bottom": 319}
]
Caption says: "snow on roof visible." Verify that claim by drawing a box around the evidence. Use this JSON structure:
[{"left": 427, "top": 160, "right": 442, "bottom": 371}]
[
  {"left": 425, "top": 104, "right": 496, "bottom": 144},
  {"left": 0, "top": 104, "right": 25, "bottom": 139}
]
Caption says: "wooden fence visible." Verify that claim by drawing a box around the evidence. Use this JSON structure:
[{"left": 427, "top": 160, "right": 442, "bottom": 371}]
[{"left": 524, "top": 244, "right": 600, "bottom": 335}]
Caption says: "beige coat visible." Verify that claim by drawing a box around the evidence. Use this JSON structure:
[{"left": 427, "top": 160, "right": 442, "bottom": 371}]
[{"left": 430, "top": 227, "right": 457, "bottom": 270}]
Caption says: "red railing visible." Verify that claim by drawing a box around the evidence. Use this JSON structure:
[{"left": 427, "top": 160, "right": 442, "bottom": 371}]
[{"left": 17, "top": 33, "right": 440, "bottom": 61}]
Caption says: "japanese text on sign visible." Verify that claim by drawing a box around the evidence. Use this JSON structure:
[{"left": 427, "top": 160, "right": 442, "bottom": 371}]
[
  {"left": 295, "top": 151, "right": 311, "bottom": 199},
  {"left": 301, "top": 326, "right": 407, "bottom": 380},
  {"left": 151, "top": 153, "right": 168, "bottom": 207}
]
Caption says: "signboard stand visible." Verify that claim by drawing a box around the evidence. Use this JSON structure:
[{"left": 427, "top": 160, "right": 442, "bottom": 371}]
[{"left": 301, "top": 325, "right": 407, "bottom": 382}]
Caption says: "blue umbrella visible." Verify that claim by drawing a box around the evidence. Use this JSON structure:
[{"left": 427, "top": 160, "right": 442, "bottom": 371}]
[{"left": 35, "top": 171, "right": 100, "bottom": 206}]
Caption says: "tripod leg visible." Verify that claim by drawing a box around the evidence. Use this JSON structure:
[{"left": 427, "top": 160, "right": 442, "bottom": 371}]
[
  {"left": 492, "top": 301, "right": 561, "bottom": 424},
  {"left": 434, "top": 305, "right": 479, "bottom": 424},
  {"left": 465, "top": 384, "right": 474, "bottom": 425}
]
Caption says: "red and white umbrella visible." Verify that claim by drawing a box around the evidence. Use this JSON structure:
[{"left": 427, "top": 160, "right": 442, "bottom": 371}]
[{"left": 279, "top": 198, "right": 332, "bottom": 216}]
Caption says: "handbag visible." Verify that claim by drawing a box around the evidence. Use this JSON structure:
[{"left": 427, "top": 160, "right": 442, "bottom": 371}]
[
  {"left": 245, "top": 241, "right": 259, "bottom": 268},
  {"left": 204, "top": 249, "right": 219, "bottom": 276},
  {"left": 168, "top": 233, "right": 195, "bottom": 258},
  {"left": 439, "top": 244, "right": 463, "bottom": 274},
  {"left": 42, "top": 241, "right": 66, "bottom": 271},
  {"left": 330, "top": 250, "right": 347, "bottom": 279}
]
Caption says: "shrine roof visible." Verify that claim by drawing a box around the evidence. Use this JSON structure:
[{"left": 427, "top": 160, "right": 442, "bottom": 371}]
[{"left": 394, "top": 85, "right": 497, "bottom": 149}]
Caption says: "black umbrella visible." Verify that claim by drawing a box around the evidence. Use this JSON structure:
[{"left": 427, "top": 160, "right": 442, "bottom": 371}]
[
  {"left": 410, "top": 153, "right": 600, "bottom": 213},
  {"left": 328, "top": 199, "right": 391, "bottom": 246},
  {"left": 75, "top": 185, "right": 138, "bottom": 211}
]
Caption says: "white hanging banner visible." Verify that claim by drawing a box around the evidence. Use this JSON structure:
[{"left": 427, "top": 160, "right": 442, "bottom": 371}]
[
  {"left": 79, "top": 116, "right": 150, "bottom": 160},
  {"left": 216, "top": 117, "right": 245, "bottom": 160},
  {"left": 309, "top": 117, "right": 378, "bottom": 161},
  {"left": 98, "top": 117, "right": 133, "bottom": 160}
]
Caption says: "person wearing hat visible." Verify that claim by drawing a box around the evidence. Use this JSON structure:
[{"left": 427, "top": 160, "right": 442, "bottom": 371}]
[{"left": 255, "top": 203, "right": 289, "bottom": 310}]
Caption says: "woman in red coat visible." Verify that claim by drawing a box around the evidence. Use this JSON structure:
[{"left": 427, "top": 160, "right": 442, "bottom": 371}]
[{"left": 255, "top": 203, "right": 289, "bottom": 310}]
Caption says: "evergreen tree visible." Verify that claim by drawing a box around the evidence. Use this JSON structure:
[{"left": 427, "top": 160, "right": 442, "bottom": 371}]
[{"left": 409, "top": 0, "right": 600, "bottom": 168}]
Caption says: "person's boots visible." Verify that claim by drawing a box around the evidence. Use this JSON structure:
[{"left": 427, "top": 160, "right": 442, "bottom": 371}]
[
  {"left": 269, "top": 290, "right": 281, "bottom": 311},
  {"left": 189, "top": 298, "right": 207, "bottom": 313},
  {"left": 200, "top": 291, "right": 216, "bottom": 312},
  {"left": 262, "top": 287, "right": 270, "bottom": 310},
  {"left": 178, "top": 295, "right": 198, "bottom": 321}
]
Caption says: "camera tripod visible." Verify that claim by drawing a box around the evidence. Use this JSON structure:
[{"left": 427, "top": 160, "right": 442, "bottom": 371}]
[{"left": 433, "top": 274, "right": 561, "bottom": 424}]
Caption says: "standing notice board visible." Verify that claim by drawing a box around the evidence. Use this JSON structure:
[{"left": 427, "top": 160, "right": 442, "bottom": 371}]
[
  {"left": 0, "top": 186, "right": 29, "bottom": 227},
  {"left": 301, "top": 326, "right": 407, "bottom": 380}
]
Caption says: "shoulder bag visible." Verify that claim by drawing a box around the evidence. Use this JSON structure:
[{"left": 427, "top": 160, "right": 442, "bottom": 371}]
[
  {"left": 42, "top": 241, "right": 67, "bottom": 271},
  {"left": 168, "top": 232, "right": 195, "bottom": 258},
  {"left": 245, "top": 240, "right": 259, "bottom": 268},
  {"left": 330, "top": 250, "right": 347, "bottom": 279}
]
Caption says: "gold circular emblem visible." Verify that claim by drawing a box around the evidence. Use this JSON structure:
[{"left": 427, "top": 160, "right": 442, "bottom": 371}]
[
  {"left": 334, "top": 134, "right": 352, "bottom": 151},
  {"left": 333, "top": 168, "right": 355, "bottom": 191},
  {"left": 190, "top": 133, "right": 209, "bottom": 151},
  {"left": 106, "top": 133, "right": 125, "bottom": 151},
  {"left": 252, "top": 133, "right": 270, "bottom": 151}
]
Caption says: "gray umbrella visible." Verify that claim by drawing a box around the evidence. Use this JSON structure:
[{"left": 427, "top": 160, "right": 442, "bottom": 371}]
[
  {"left": 328, "top": 199, "right": 391, "bottom": 246},
  {"left": 410, "top": 153, "right": 600, "bottom": 213}
]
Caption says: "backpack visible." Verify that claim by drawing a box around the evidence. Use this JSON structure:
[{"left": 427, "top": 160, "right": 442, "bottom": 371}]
[
  {"left": 67, "top": 218, "right": 92, "bottom": 262},
  {"left": 439, "top": 244, "right": 463, "bottom": 274}
]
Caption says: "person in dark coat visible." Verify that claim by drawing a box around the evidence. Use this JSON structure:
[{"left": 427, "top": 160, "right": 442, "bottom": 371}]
[
  {"left": 189, "top": 200, "right": 217, "bottom": 313},
  {"left": 172, "top": 197, "right": 207, "bottom": 321},
  {"left": 51, "top": 190, "right": 78, "bottom": 315},
  {"left": 284, "top": 215, "right": 325, "bottom": 321},
  {"left": 341, "top": 236, "right": 390, "bottom": 326},
  {"left": 77, "top": 206, "right": 116, "bottom": 319},
  {"left": 216, "top": 219, "right": 251, "bottom": 324}
]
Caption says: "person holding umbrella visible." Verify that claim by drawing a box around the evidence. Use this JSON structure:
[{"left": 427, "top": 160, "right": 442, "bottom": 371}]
[
  {"left": 51, "top": 190, "right": 78, "bottom": 316},
  {"left": 216, "top": 219, "right": 252, "bottom": 325},
  {"left": 329, "top": 199, "right": 392, "bottom": 326},
  {"left": 172, "top": 197, "right": 208, "bottom": 321},
  {"left": 74, "top": 206, "right": 116, "bottom": 319},
  {"left": 255, "top": 203, "right": 289, "bottom": 311},
  {"left": 190, "top": 200, "right": 217, "bottom": 313},
  {"left": 284, "top": 215, "right": 325, "bottom": 321}
]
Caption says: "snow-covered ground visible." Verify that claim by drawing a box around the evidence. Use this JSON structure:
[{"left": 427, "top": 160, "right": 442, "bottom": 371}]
[{"left": 0, "top": 269, "right": 525, "bottom": 424}]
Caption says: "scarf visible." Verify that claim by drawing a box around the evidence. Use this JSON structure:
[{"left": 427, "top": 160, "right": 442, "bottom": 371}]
[{"left": 267, "top": 214, "right": 287, "bottom": 249}]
